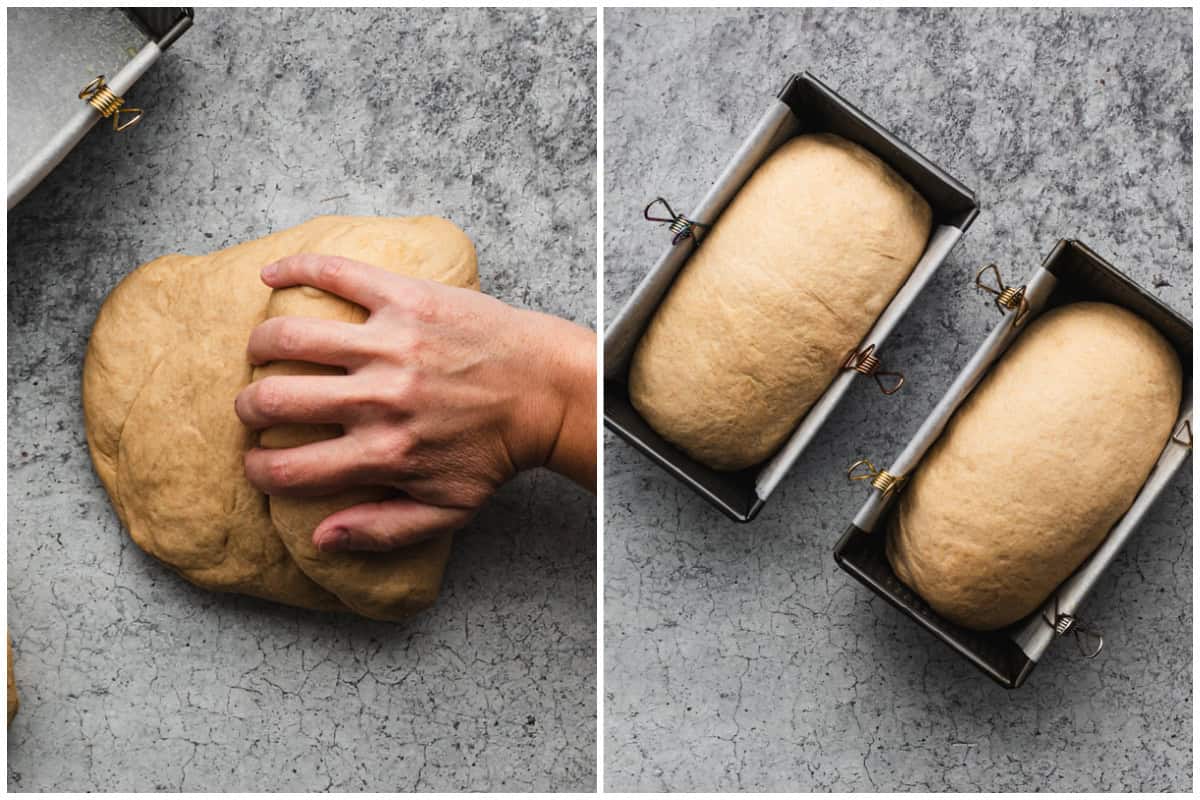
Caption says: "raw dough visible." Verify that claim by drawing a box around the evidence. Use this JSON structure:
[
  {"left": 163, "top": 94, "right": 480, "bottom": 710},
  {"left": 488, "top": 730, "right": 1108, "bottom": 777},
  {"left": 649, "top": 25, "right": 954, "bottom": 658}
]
[
  {"left": 629, "top": 133, "right": 932, "bottom": 471},
  {"left": 7, "top": 633, "right": 15, "bottom": 726},
  {"left": 83, "top": 216, "right": 478, "bottom": 620},
  {"left": 888, "top": 302, "right": 1182, "bottom": 631}
]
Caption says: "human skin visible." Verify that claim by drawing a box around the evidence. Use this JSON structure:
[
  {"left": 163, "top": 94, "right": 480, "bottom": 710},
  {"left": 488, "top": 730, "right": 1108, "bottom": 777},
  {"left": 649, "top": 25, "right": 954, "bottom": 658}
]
[{"left": 234, "top": 254, "right": 596, "bottom": 553}]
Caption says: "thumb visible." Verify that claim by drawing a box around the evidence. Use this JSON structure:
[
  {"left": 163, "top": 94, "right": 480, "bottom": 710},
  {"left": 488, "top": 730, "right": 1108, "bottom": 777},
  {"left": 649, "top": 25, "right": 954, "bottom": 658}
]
[{"left": 312, "top": 497, "right": 474, "bottom": 552}]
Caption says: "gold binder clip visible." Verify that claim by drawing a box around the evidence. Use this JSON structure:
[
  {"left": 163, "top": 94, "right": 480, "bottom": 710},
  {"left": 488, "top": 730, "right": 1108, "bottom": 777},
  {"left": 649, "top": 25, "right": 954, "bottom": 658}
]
[
  {"left": 1171, "top": 419, "right": 1192, "bottom": 449},
  {"left": 644, "top": 197, "right": 709, "bottom": 246},
  {"left": 79, "top": 76, "right": 143, "bottom": 132},
  {"left": 975, "top": 263, "right": 1029, "bottom": 326},
  {"left": 847, "top": 458, "right": 905, "bottom": 497},
  {"left": 842, "top": 344, "right": 905, "bottom": 395},
  {"left": 1043, "top": 601, "right": 1104, "bottom": 659}
]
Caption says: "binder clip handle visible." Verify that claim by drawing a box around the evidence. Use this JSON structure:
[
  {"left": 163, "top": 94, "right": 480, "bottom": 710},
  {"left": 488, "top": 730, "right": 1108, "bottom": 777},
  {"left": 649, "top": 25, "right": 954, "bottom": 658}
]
[
  {"left": 842, "top": 344, "right": 905, "bottom": 395},
  {"left": 1171, "top": 419, "right": 1192, "bottom": 449},
  {"left": 644, "top": 197, "right": 709, "bottom": 246},
  {"left": 1043, "top": 605, "right": 1104, "bottom": 659},
  {"left": 79, "top": 75, "right": 143, "bottom": 132},
  {"left": 846, "top": 458, "right": 905, "bottom": 496},
  {"left": 975, "top": 263, "right": 1030, "bottom": 326}
]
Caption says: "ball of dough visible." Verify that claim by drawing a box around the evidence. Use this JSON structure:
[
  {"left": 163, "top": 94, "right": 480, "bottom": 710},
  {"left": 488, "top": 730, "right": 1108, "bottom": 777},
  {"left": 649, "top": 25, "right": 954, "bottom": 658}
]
[
  {"left": 887, "top": 302, "right": 1182, "bottom": 630},
  {"left": 83, "top": 216, "right": 478, "bottom": 620},
  {"left": 629, "top": 133, "right": 932, "bottom": 471}
]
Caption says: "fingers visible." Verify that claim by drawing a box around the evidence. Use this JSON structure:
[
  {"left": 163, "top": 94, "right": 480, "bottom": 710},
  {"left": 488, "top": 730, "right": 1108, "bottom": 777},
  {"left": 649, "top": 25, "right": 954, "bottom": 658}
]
[
  {"left": 312, "top": 497, "right": 474, "bottom": 552},
  {"left": 244, "top": 436, "right": 371, "bottom": 495},
  {"left": 235, "top": 375, "right": 365, "bottom": 430},
  {"left": 261, "top": 254, "right": 405, "bottom": 312},
  {"left": 247, "top": 316, "right": 372, "bottom": 369}
]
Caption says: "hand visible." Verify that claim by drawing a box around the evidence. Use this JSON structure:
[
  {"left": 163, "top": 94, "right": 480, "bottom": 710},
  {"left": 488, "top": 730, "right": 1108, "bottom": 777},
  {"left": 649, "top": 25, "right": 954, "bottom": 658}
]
[{"left": 235, "top": 255, "right": 596, "bottom": 552}]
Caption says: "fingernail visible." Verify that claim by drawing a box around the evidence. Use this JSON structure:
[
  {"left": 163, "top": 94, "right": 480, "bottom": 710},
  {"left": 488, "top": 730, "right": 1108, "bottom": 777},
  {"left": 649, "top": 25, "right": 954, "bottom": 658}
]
[
  {"left": 261, "top": 262, "right": 278, "bottom": 281},
  {"left": 318, "top": 527, "right": 351, "bottom": 552}
]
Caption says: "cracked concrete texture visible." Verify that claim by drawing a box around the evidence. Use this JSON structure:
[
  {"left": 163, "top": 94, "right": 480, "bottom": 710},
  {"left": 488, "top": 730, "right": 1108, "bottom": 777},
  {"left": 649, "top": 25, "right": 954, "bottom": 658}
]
[
  {"left": 8, "top": 8, "right": 595, "bottom": 792},
  {"left": 605, "top": 7, "right": 1191, "bottom": 792}
]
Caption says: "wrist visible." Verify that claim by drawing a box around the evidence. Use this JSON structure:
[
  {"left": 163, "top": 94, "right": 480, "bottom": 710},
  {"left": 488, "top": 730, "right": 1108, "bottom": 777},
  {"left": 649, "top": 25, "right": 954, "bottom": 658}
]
[{"left": 514, "top": 310, "right": 596, "bottom": 490}]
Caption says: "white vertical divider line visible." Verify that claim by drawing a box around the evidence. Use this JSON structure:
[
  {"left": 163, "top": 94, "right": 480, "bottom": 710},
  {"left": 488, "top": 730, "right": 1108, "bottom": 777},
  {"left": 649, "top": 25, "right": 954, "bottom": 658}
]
[{"left": 594, "top": 4, "right": 605, "bottom": 794}]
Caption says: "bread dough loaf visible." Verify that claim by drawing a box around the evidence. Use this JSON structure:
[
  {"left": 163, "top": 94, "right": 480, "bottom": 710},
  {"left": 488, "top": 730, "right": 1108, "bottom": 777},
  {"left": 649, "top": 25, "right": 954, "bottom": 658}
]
[
  {"left": 83, "top": 216, "right": 478, "bottom": 620},
  {"left": 888, "top": 302, "right": 1182, "bottom": 631},
  {"left": 7, "top": 633, "right": 16, "bottom": 726},
  {"left": 629, "top": 133, "right": 932, "bottom": 470}
]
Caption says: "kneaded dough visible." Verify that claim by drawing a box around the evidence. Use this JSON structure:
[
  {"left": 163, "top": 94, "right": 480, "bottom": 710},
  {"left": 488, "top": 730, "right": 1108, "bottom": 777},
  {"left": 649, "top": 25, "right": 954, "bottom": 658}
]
[
  {"left": 83, "top": 216, "right": 478, "bottom": 620},
  {"left": 7, "top": 633, "right": 15, "bottom": 726},
  {"left": 888, "top": 302, "right": 1182, "bottom": 631},
  {"left": 629, "top": 133, "right": 933, "bottom": 471}
]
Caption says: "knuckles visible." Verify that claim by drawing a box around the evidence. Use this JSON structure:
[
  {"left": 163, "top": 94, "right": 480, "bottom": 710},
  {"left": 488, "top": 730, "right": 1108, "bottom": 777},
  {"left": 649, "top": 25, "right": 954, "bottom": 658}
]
[
  {"left": 351, "top": 370, "right": 421, "bottom": 416},
  {"left": 364, "top": 427, "right": 419, "bottom": 472},
  {"left": 409, "top": 289, "right": 439, "bottom": 323},
  {"left": 317, "top": 257, "right": 345, "bottom": 285},
  {"left": 265, "top": 454, "right": 295, "bottom": 489},
  {"left": 270, "top": 318, "right": 306, "bottom": 359},
  {"left": 377, "top": 372, "right": 421, "bottom": 410},
  {"left": 247, "top": 450, "right": 300, "bottom": 492},
  {"left": 390, "top": 328, "right": 423, "bottom": 360},
  {"left": 251, "top": 378, "right": 288, "bottom": 419},
  {"left": 386, "top": 283, "right": 439, "bottom": 322}
]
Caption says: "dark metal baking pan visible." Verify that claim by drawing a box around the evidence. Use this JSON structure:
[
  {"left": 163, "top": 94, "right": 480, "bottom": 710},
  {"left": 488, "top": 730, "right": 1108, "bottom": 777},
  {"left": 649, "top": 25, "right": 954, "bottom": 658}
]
[
  {"left": 604, "top": 72, "right": 979, "bottom": 522},
  {"left": 125, "top": 8, "right": 194, "bottom": 51},
  {"left": 835, "top": 239, "right": 1193, "bottom": 688}
]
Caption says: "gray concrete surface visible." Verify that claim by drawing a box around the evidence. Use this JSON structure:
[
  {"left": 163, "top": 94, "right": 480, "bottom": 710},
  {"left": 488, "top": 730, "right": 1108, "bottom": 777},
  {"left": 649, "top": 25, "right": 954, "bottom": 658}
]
[
  {"left": 605, "top": 7, "right": 1192, "bottom": 792},
  {"left": 8, "top": 8, "right": 595, "bottom": 792}
]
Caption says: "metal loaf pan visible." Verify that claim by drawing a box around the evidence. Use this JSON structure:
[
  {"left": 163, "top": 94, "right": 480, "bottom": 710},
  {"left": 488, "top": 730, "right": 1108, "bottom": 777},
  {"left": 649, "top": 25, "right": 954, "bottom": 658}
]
[
  {"left": 834, "top": 239, "right": 1194, "bottom": 688},
  {"left": 604, "top": 72, "right": 979, "bottom": 521}
]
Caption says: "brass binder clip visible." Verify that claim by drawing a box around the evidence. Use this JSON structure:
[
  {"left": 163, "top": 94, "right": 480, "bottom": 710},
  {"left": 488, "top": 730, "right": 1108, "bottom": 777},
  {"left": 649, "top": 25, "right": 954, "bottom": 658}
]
[
  {"left": 975, "top": 263, "right": 1029, "bottom": 326},
  {"left": 1171, "top": 419, "right": 1192, "bottom": 449},
  {"left": 847, "top": 458, "right": 905, "bottom": 497},
  {"left": 842, "top": 344, "right": 905, "bottom": 395},
  {"left": 1043, "top": 602, "right": 1104, "bottom": 659},
  {"left": 644, "top": 197, "right": 709, "bottom": 246},
  {"left": 79, "top": 76, "right": 143, "bottom": 132}
]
